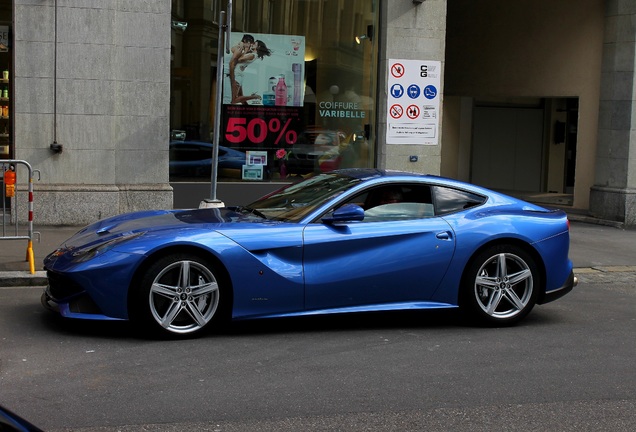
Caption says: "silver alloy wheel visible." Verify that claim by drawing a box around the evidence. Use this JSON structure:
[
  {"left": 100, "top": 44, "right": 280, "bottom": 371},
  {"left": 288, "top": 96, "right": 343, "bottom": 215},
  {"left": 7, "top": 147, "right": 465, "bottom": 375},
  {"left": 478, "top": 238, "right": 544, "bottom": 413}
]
[
  {"left": 148, "top": 260, "right": 220, "bottom": 334},
  {"left": 473, "top": 252, "right": 533, "bottom": 320}
]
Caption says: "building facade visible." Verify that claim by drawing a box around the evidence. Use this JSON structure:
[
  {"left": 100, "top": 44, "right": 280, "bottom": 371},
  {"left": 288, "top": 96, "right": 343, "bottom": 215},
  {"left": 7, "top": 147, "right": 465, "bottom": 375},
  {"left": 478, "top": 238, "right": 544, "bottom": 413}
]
[{"left": 1, "top": 0, "right": 635, "bottom": 226}]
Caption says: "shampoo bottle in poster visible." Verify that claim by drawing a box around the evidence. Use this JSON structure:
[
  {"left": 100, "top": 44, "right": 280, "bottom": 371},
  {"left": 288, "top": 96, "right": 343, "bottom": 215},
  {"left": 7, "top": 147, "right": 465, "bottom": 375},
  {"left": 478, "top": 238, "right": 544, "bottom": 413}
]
[
  {"left": 262, "top": 76, "right": 276, "bottom": 106},
  {"left": 292, "top": 63, "right": 302, "bottom": 106},
  {"left": 275, "top": 74, "right": 287, "bottom": 106}
]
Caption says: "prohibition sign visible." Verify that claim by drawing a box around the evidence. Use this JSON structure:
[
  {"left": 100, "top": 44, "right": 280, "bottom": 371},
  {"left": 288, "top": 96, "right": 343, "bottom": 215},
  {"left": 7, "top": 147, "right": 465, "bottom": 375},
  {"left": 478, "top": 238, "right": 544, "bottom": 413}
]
[
  {"left": 390, "top": 104, "right": 403, "bottom": 119},
  {"left": 391, "top": 63, "right": 405, "bottom": 79},
  {"left": 407, "top": 104, "right": 420, "bottom": 119}
]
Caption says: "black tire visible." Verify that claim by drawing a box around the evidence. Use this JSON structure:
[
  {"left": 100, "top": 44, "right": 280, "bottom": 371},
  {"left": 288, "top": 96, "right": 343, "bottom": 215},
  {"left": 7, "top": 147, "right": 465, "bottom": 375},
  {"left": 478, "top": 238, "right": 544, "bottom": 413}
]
[
  {"left": 131, "top": 253, "right": 226, "bottom": 338},
  {"left": 461, "top": 244, "right": 540, "bottom": 326}
]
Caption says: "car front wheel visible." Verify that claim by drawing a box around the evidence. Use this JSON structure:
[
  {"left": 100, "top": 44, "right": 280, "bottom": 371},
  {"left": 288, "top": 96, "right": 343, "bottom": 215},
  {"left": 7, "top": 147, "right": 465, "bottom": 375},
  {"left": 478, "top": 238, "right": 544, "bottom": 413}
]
[
  {"left": 133, "top": 253, "right": 224, "bottom": 337},
  {"left": 463, "top": 244, "right": 540, "bottom": 325}
]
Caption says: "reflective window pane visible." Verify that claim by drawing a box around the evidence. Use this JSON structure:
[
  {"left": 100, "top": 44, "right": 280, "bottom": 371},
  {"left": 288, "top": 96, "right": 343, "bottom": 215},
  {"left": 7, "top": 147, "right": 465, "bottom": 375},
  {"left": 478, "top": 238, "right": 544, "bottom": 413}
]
[{"left": 170, "top": 0, "right": 378, "bottom": 183}]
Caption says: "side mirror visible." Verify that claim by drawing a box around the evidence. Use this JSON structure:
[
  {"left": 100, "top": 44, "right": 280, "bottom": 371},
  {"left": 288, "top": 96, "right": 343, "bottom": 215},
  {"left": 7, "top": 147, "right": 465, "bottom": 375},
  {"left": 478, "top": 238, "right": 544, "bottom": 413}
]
[{"left": 322, "top": 203, "right": 365, "bottom": 224}]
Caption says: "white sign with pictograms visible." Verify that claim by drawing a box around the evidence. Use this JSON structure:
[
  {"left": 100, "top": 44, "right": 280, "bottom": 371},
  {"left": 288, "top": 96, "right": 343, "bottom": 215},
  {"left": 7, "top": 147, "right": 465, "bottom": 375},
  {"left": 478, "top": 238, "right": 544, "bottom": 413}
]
[{"left": 386, "top": 59, "right": 441, "bottom": 145}]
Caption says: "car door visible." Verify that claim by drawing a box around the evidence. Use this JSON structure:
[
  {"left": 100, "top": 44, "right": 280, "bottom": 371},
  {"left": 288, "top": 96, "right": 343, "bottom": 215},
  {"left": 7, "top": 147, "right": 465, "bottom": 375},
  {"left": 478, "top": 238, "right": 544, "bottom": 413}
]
[{"left": 302, "top": 215, "right": 456, "bottom": 311}]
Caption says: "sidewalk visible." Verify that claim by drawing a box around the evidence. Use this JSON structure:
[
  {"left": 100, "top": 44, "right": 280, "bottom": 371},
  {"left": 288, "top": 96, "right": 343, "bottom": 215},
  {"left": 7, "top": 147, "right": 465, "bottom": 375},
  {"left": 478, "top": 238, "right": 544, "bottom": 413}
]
[
  {"left": 0, "top": 226, "right": 82, "bottom": 286},
  {"left": 0, "top": 214, "right": 635, "bottom": 287}
]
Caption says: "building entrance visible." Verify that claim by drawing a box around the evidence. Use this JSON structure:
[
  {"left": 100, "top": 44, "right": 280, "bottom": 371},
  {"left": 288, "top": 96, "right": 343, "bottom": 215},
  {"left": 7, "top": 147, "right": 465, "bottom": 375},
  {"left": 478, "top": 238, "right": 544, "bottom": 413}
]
[{"left": 470, "top": 98, "right": 578, "bottom": 206}]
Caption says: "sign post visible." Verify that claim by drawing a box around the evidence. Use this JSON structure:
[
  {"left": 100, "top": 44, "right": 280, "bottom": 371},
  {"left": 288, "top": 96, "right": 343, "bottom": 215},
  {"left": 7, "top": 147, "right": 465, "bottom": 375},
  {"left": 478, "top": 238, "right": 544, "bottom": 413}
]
[{"left": 200, "top": 1, "right": 233, "bottom": 209}]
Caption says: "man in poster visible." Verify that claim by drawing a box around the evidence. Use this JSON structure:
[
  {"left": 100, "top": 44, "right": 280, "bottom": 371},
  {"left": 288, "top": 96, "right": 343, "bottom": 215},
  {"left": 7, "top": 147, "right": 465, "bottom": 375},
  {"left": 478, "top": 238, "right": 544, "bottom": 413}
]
[
  {"left": 227, "top": 34, "right": 272, "bottom": 105},
  {"left": 221, "top": 33, "right": 306, "bottom": 180},
  {"left": 223, "top": 33, "right": 305, "bottom": 107}
]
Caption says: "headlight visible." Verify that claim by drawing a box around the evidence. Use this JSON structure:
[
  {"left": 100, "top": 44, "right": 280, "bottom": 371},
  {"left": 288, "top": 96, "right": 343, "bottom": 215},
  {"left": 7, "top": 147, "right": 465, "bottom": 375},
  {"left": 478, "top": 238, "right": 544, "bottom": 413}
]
[{"left": 71, "top": 232, "right": 146, "bottom": 263}]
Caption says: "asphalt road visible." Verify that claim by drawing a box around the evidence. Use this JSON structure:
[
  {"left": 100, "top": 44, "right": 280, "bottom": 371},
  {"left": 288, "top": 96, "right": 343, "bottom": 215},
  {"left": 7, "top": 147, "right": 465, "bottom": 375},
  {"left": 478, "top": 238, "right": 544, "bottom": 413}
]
[{"left": 0, "top": 274, "right": 635, "bottom": 431}]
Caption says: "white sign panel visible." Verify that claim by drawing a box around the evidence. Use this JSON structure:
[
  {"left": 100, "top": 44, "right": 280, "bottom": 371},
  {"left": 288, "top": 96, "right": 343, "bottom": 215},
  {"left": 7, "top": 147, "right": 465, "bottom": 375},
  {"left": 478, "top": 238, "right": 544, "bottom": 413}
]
[{"left": 386, "top": 59, "right": 441, "bottom": 145}]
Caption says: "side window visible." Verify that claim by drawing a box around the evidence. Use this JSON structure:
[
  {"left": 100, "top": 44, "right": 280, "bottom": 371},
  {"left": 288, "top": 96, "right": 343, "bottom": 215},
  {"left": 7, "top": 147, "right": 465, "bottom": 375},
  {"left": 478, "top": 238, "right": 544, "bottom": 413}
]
[
  {"left": 339, "top": 184, "right": 435, "bottom": 222},
  {"left": 432, "top": 186, "right": 486, "bottom": 215}
]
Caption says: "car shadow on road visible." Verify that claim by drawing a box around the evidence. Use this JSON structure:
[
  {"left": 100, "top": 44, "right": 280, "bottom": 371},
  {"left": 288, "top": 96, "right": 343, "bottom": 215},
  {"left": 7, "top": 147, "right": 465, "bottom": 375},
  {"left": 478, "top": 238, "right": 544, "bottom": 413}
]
[
  {"left": 39, "top": 311, "right": 136, "bottom": 340},
  {"left": 37, "top": 308, "right": 467, "bottom": 340},
  {"left": 37, "top": 307, "right": 563, "bottom": 341},
  {"left": 220, "top": 309, "right": 467, "bottom": 337}
]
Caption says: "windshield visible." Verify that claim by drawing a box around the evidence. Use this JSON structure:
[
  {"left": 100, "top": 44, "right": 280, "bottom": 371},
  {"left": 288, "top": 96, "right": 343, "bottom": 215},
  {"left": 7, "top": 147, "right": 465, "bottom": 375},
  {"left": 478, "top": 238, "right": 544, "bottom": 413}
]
[{"left": 248, "top": 173, "right": 362, "bottom": 222}]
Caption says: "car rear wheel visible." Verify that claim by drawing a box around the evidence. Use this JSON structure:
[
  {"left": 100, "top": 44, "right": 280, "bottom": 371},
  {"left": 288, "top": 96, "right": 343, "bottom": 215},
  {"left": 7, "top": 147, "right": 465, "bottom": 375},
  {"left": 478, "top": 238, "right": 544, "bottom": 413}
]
[
  {"left": 133, "top": 253, "right": 224, "bottom": 337},
  {"left": 462, "top": 244, "right": 540, "bottom": 325}
]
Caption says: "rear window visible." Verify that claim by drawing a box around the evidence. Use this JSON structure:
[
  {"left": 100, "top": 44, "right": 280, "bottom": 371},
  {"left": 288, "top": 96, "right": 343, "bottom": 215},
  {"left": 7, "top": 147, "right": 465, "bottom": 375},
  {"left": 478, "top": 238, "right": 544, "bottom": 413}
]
[{"left": 433, "top": 186, "right": 486, "bottom": 215}]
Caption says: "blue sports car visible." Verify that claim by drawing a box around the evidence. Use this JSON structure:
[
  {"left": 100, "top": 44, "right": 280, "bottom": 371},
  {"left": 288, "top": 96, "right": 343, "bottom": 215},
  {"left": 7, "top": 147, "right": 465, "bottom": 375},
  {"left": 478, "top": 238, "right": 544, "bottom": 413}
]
[
  {"left": 0, "top": 404, "right": 43, "bottom": 432},
  {"left": 42, "top": 169, "right": 576, "bottom": 337}
]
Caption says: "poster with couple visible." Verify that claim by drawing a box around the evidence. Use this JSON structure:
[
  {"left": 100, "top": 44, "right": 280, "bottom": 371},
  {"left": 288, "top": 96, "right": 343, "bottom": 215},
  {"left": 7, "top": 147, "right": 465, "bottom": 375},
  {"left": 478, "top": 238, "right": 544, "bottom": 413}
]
[{"left": 223, "top": 32, "right": 306, "bottom": 107}]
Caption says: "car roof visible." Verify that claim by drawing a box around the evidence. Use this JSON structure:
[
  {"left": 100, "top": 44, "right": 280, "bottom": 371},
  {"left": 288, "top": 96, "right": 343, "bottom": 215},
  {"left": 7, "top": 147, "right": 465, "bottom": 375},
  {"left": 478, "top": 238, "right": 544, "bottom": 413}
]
[
  {"left": 333, "top": 168, "right": 438, "bottom": 182},
  {"left": 170, "top": 140, "right": 213, "bottom": 147},
  {"left": 170, "top": 141, "right": 241, "bottom": 154},
  {"left": 329, "top": 168, "right": 513, "bottom": 202}
]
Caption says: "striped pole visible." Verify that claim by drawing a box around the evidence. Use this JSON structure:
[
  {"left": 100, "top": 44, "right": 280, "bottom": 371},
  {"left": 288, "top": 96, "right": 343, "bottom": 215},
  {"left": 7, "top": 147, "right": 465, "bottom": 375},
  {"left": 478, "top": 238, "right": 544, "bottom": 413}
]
[{"left": 26, "top": 172, "right": 35, "bottom": 274}]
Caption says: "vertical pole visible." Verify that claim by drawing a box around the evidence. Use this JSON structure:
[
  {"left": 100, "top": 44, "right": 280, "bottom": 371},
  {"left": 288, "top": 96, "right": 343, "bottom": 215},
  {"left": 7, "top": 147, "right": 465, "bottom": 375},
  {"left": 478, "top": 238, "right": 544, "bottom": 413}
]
[
  {"left": 27, "top": 163, "right": 35, "bottom": 273},
  {"left": 201, "top": 1, "right": 233, "bottom": 209}
]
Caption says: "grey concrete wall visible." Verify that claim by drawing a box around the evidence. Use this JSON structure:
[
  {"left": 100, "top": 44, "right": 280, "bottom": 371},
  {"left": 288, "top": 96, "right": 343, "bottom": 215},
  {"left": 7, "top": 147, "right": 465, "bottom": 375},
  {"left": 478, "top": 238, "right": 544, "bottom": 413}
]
[
  {"left": 378, "top": 0, "right": 447, "bottom": 174},
  {"left": 589, "top": 0, "right": 636, "bottom": 226},
  {"left": 13, "top": 0, "right": 172, "bottom": 225}
]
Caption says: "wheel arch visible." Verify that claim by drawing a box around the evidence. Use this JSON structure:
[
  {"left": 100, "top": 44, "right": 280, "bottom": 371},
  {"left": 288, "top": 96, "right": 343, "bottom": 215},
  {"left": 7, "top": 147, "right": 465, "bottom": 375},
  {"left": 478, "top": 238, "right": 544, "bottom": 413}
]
[
  {"left": 458, "top": 237, "right": 546, "bottom": 307},
  {"left": 127, "top": 244, "right": 234, "bottom": 318}
]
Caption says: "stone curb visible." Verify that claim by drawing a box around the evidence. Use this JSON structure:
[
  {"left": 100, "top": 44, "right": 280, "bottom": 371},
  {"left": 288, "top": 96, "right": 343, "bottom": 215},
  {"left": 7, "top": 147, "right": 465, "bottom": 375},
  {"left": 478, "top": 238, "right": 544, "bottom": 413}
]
[
  {"left": 0, "top": 271, "right": 48, "bottom": 287},
  {"left": 574, "top": 266, "right": 636, "bottom": 273}
]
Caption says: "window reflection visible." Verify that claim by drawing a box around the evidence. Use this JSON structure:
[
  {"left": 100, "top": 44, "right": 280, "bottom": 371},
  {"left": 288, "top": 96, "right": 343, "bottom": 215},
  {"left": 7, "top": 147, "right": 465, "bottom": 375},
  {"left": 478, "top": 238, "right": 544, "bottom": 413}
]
[
  {"left": 433, "top": 186, "right": 487, "bottom": 215},
  {"left": 170, "top": 0, "right": 377, "bottom": 183}
]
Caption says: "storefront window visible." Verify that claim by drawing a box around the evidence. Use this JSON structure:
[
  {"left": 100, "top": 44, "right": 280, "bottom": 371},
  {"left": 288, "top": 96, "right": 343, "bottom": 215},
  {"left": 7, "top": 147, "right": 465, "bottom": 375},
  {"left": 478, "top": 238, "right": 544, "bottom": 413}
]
[{"left": 170, "top": 0, "right": 378, "bottom": 182}]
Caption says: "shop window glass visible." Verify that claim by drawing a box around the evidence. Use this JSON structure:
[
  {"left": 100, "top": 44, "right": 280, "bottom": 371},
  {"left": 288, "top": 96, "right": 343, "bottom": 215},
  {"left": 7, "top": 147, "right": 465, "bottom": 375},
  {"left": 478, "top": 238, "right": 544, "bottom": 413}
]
[{"left": 170, "top": 0, "right": 378, "bottom": 183}]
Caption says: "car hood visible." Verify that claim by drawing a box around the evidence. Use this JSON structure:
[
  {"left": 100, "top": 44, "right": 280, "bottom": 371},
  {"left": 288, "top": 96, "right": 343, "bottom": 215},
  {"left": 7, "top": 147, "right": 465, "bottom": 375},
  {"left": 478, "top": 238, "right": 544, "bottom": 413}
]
[{"left": 57, "top": 208, "right": 271, "bottom": 249}]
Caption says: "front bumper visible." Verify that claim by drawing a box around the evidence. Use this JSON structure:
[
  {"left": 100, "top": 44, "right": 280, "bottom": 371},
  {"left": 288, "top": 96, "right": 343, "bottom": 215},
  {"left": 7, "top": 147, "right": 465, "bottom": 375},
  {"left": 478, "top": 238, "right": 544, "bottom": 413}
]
[{"left": 41, "top": 288, "right": 124, "bottom": 321}]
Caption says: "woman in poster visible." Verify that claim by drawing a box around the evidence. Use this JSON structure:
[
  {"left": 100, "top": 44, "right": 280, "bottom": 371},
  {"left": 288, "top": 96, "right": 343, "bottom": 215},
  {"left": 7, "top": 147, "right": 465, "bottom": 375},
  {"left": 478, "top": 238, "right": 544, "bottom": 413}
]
[{"left": 228, "top": 35, "right": 272, "bottom": 105}]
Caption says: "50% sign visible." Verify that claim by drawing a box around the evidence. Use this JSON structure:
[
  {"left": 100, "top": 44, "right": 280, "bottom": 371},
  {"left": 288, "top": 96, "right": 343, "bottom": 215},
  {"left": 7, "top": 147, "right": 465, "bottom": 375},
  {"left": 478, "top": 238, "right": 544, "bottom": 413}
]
[{"left": 225, "top": 117, "right": 298, "bottom": 145}]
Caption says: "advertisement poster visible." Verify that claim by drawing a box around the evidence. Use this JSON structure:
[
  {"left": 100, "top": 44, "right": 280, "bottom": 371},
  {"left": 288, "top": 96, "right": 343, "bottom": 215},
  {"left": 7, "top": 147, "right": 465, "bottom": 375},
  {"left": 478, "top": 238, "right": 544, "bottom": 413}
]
[
  {"left": 386, "top": 59, "right": 441, "bottom": 145},
  {"left": 221, "top": 33, "right": 306, "bottom": 181},
  {"left": 223, "top": 32, "right": 305, "bottom": 107}
]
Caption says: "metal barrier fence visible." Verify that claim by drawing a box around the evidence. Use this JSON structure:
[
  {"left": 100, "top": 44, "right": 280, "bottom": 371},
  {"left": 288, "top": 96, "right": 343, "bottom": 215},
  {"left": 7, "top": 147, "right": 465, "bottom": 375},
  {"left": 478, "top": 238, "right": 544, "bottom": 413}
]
[{"left": 1, "top": 160, "right": 40, "bottom": 274}]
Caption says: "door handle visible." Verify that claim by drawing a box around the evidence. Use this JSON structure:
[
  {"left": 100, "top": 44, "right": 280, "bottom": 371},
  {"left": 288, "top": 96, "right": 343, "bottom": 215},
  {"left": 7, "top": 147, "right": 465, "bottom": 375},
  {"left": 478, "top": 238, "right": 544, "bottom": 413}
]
[{"left": 436, "top": 231, "right": 452, "bottom": 241}]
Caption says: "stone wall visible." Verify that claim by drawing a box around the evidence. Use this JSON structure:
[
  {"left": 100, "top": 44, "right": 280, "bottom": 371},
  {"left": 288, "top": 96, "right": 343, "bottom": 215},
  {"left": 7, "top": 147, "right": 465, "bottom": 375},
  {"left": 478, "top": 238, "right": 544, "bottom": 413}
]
[
  {"left": 13, "top": 0, "right": 172, "bottom": 225},
  {"left": 589, "top": 0, "right": 636, "bottom": 226},
  {"left": 378, "top": 0, "right": 447, "bottom": 174}
]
